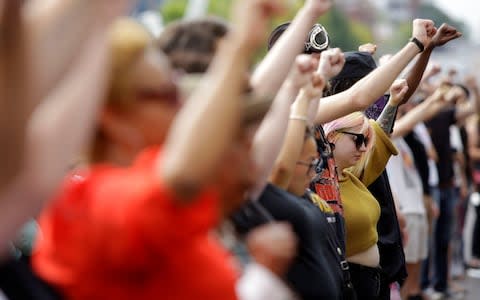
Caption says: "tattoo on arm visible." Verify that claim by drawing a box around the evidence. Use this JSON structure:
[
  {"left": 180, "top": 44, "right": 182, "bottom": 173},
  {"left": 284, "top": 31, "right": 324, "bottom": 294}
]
[{"left": 377, "top": 103, "right": 399, "bottom": 134}]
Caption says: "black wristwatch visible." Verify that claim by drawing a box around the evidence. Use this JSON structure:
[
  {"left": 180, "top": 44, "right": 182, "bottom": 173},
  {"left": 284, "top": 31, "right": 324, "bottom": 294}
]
[{"left": 409, "top": 37, "right": 425, "bottom": 52}]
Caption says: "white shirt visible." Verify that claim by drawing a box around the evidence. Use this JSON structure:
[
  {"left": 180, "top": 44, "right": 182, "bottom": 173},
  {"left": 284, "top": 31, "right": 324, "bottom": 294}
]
[
  {"left": 450, "top": 125, "right": 464, "bottom": 187},
  {"left": 387, "top": 138, "right": 426, "bottom": 215},
  {"left": 237, "top": 263, "right": 298, "bottom": 300}
]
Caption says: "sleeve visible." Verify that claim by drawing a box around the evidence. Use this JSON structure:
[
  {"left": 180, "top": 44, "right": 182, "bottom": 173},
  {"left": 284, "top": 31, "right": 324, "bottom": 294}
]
[
  {"left": 88, "top": 166, "right": 221, "bottom": 265},
  {"left": 360, "top": 120, "right": 399, "bottom": 186},
  {"left": 236, "top": 263, "right": 298, "bottom": 300}
]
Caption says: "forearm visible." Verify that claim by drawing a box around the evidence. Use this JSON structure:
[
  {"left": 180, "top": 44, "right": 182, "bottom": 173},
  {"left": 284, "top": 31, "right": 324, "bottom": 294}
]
[
  {"left": 249, "top": 82, "right": 299, "bottom": 200},
  {"left": 161, "top": 39, "right": 253, "bottom": 191},
  {"left": 250, "top": 7, "right": 318, "bottom": 96},
  {"left": 471, "top": 87, "right": 480, "bottom": 113},
  {"left": 0, "top": 1, "right": 30, "bottom": 189},
  {"left": 315, "top": 42, "right": 420, "bottom": 124},
  {"left": 269, "top": 91, "right": 310, "bottom": 188},
  {"left": 392, "top": 97, "right": 443, "bottom": 138},
  {"left": 26, "top": 0, "right": 99, "bottom": 100},
  {"left": 24, "top": 30, "right": 110, "bottom": 191},
  {"left": 377, "top": 102, "right": 399, "bottom": 134},
  {"left": 402, "top": 47, "right": 433, "bottom": 102}
]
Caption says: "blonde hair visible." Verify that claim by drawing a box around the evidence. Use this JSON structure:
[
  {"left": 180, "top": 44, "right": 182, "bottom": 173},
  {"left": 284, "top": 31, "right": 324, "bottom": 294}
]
[
  {"left": 323, "top": 112, "right": 375, "bottom": 177},
  {"left": 89, "top": 18, "right": 152, "bottom": 163},
  {"left": 108, "top": 18, "right": 152, "bottom": 106}
]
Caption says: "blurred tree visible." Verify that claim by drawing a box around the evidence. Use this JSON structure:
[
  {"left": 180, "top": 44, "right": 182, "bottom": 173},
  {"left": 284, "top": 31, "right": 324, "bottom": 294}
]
[
  {"left": 161, "top": 0, "right": 373, "bottom": 60},
  {"left": 415, "top": 3, "right": 467, "bottom": 37},
  {"left": 379, "top": 3, "right": 468, "bottom": 53},
  {"left": 161, "top": 0, "right": 188, "bottom": 23}
]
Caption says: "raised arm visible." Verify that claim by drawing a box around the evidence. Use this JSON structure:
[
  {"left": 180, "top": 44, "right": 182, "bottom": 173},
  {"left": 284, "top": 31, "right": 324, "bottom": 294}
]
[
  {"left": 455, "top": 76, "right": 480, "bottom": 123},
  {"left": 392, "top": 86, "right": 450, "bottom": 138},
  {"left": 314, "top": 19, "right": 436, "bottom": 124},
  {"left": 466, "top": 116, "right": 480, "bottom": 161},
  {"left": 25, "top": 0, "right": 134, "bottom": 101},
  {"left": 249, "top": 55, "right": 320, "bottom": 199},
  {"left": 401, "top": 23, "right": 462, "bottom": 104},
  {"left": 250, "top": 0, "right": 331, "bottom": 96},
  {"left": 269, "top": 72, "right": 326, "bottom": 188},
  {"left": 160, "top": 0, "right": 285, "bottom": 199},
  {"left": 0, "top": 1, "right": 29, "bottom": 189},
  {"left": 0, "top": 16, "right": 121, "bottom": 251},
  {"left": 377, "top": 79, "right": 409, "bottom": 134}
]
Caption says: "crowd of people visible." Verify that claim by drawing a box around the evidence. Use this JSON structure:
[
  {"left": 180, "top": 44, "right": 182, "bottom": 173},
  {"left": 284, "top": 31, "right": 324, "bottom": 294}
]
[{"left": 0, "top": 0, "right": 479, "bottom": 299}]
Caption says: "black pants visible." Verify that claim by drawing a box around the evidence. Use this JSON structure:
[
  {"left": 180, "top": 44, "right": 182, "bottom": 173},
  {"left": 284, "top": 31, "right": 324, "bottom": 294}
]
[
  {"left": 473, "top": 204, "right": 480, "bottom": 258},
  {"left": 349, "top": 262, "right": 381, "bottom": 300},
  {"left": 377, "top": 272, "right": 391, "bottom": 300}
]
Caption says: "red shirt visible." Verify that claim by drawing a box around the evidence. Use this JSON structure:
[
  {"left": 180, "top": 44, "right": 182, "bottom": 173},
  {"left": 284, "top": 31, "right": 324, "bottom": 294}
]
[{"left": 32, "top": 148, "right": 238, "bottom": 300}]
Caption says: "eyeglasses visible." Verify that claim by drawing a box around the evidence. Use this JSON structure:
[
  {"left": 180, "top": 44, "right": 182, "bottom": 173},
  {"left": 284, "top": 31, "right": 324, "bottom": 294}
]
[
  {"left": 296, "top": 158, "right": 320, "bottom": 174},
  {"left": 340, "top": 131, "right": 369, "bottom": 150}
]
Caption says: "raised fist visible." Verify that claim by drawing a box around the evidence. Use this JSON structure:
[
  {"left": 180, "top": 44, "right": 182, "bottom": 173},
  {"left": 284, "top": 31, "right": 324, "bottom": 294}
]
[
  {"left": 232, "top": 0, "right": 286, "bottom": 49},
  {"left": 318, "top": 48, "right": 345, "bottom": 80},
  {"left": 389, "top": 79, "right": 409, "bottom": 106},
  {"left": 412, "top": 19, "right": 436, "bottom": 50}
]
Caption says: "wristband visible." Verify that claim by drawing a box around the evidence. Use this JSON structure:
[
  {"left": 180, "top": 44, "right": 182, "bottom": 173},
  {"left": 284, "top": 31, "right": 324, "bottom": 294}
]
[{"left": 409, "top": 37, "right": 424, "bottom": 52}]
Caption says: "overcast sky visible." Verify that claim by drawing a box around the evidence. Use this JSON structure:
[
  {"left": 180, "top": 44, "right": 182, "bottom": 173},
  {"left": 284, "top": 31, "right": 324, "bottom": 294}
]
[{"left": 432, "top": 0, "right": 480, "bottom": 43}]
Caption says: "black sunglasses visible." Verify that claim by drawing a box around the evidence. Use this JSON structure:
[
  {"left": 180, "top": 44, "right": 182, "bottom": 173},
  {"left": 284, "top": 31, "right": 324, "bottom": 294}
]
[{"left": 340, "top": 131, "right": 369, "bottom": 150}]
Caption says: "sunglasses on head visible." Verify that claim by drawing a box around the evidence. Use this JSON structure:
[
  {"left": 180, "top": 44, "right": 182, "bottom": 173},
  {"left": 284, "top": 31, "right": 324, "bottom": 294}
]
[{"left": 340, "top": 131, "right": 369, "bottom": 150}]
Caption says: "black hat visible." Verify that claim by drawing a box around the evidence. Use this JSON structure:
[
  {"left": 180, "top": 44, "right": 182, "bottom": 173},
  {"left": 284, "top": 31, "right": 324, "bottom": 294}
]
[{"left": 331, "top": 51, "right": 377, "bottom": 81}]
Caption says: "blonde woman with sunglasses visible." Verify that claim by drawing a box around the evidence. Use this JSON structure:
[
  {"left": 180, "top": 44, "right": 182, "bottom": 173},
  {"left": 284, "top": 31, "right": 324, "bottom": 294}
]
[{"left": 322, "top": 79, "right": 409, "bottom": 299}]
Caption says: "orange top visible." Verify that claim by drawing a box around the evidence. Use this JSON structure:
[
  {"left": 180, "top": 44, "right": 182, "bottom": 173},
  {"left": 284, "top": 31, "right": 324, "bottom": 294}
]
[{"left": 32, "top": 148, "right": 238, "bottom": 300}]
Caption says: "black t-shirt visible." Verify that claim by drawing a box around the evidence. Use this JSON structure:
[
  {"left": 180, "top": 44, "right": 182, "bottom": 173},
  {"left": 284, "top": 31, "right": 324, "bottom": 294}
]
[
  {"left": 233, "top": 184, "right": 344, "bottom": 300},
  {"left": 425, "top": 108, "right": 456, "bottom": 186},
  {"left": 404, "top": 131, "right": 430, "bottom": 196}
]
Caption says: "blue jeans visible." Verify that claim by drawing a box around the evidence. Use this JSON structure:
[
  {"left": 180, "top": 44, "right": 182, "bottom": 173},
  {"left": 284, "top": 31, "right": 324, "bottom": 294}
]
[{"left": 421, "top": 186, "right": 457, "bottom": 292}]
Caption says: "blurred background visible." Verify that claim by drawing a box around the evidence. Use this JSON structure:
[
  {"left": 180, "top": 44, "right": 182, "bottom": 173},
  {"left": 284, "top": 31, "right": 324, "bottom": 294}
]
[{"left": 133, "top": 0, "right": 480, "bottom": 76}]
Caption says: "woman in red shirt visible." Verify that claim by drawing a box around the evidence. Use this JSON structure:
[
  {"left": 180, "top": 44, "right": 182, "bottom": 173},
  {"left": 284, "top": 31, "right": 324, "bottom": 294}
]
[{"left": 32, "top": 0, "right": 286, "bottom": 298}]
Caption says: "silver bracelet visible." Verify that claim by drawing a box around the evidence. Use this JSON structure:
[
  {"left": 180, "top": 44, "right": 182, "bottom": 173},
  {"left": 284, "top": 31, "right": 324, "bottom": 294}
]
[{"left": 289, "top": 115, "right": 309, "bottom": 122}]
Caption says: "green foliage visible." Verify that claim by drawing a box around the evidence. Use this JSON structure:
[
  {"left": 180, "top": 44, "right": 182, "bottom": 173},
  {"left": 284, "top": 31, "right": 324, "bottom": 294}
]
[
  {"left": 317, "top": 8, "right": 373, "bottom": 52},
  {"left": 160, "top": 1, "right": 374, "bottom": 60},
  {"left": 161, "top": 0, "right": 188, "bottom": 23}
]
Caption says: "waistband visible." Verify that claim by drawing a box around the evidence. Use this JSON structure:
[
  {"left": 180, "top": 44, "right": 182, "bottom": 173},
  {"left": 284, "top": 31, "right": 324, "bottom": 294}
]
[{"left": 348, "top": 262, "right": 381, "bottom": 275}]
